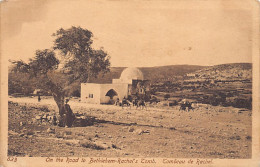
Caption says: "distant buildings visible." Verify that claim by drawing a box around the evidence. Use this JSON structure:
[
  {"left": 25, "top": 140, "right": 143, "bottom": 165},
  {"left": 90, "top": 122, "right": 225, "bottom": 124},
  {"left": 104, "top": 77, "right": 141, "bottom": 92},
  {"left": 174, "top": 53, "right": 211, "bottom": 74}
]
[{"left": 186, "top": 73, "right": 196, "bottom": 77}]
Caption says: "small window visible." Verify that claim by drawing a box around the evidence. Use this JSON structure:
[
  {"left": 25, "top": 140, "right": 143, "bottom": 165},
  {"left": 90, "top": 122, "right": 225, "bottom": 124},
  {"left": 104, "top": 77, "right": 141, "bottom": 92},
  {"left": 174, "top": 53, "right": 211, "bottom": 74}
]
[{"left": 89, "top": 94, "right": 94, "bottom": 98}]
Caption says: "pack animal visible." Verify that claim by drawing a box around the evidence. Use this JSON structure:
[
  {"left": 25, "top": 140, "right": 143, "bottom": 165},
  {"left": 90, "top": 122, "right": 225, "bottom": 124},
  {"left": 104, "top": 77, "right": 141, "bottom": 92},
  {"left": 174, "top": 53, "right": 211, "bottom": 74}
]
[
  {"left": 135, "top": 99, "right": 146, "bottom": 110},
  {"left": 121, "top": 98, "right": 132, "bottom": 108}
]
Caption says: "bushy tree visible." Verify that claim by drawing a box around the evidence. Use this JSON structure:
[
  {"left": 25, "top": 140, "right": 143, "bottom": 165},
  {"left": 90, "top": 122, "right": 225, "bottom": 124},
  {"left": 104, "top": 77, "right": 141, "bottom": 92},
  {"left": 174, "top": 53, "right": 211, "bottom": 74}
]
[
  {"left": 11, "top": 26, "right": 110, "bottom": 113},
  {"left": 8, "top": 71, "right": 36, "bottom": 95}
]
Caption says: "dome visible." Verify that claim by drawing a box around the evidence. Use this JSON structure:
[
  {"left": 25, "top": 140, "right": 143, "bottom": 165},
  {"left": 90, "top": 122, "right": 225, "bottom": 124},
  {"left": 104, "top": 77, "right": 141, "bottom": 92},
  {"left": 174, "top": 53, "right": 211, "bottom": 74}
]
[{"left": 120, "top": 67, "right": 144, "bottom": 81}]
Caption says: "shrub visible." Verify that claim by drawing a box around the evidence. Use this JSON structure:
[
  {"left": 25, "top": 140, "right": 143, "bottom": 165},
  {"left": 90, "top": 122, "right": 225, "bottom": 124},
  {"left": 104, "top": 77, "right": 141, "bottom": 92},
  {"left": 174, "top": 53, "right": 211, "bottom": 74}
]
[
  {"left": 224, "top": 97, "right": 252, "bottom": 109},
  {"left": 164, "top": 94, "right": 170, "bottom": 100},
  {"left": 168, "top": 100, "right": 178, "bottom": 106}
]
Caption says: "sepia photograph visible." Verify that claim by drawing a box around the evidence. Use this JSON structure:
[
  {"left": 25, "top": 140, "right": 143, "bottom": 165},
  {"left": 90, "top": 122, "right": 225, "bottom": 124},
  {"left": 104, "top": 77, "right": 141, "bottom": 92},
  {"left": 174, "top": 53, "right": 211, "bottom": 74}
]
[{"left": 1, "top": 0, "right": 259, "bottom": 166}]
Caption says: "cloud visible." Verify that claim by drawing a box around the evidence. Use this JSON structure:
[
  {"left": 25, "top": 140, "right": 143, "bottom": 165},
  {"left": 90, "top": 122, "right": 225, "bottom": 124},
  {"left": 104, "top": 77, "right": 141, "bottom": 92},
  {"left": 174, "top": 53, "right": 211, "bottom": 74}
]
[{"left": 1, "top": 0, "right": 50, "bottom": 39}]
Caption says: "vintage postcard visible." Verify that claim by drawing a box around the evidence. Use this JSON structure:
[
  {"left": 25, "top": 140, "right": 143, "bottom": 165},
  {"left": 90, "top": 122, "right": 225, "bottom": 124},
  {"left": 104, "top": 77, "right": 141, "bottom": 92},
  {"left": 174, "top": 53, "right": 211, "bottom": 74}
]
[{"left": 1, "top": 0, "right": 259, "bottom": 166}]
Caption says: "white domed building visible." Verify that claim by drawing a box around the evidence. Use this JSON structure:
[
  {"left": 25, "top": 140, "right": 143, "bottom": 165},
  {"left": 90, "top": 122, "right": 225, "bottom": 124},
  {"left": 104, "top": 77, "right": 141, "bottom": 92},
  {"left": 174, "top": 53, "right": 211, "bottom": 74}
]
[
  {"left": 113, "top": 67, "right": 144, "bottom": 84},
  {"left": 81, "top": 67, "right": 150, "bottom": 104}
]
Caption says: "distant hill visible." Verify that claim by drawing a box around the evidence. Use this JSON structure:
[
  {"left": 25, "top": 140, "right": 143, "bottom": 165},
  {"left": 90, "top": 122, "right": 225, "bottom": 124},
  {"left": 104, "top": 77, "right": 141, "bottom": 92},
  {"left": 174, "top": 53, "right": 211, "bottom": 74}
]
[
  {"left": 89, "top": 63, "right": 252, "bottom": 84},
  {"left": 192, "top": 63, "right": 252, "bottom": 80},
  {"left": 89, "top": 65, "right": 207, "bottom": 83},
  {"left": 140, "top": 65, "right": 207, "bottom": 82}
]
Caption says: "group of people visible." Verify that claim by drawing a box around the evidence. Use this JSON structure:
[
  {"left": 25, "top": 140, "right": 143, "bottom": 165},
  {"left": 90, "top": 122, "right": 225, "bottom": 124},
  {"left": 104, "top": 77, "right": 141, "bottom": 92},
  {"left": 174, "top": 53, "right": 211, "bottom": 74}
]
[{"left": 115, "top": 96, "right": 146, "bottom": 109}]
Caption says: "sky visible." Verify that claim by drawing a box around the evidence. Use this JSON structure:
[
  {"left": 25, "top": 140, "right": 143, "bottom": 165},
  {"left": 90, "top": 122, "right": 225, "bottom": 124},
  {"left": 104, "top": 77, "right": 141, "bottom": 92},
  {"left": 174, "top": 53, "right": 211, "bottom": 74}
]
[{"left": 1, "top": 0, "right": 254, "bottom": 67}]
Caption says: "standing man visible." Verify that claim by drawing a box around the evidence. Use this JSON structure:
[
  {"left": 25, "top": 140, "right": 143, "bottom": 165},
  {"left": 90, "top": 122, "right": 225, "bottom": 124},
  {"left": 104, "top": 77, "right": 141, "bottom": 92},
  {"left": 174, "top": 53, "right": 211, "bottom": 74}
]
[{"left": 38, "top": 94, "right": 41, "bottom": 102}]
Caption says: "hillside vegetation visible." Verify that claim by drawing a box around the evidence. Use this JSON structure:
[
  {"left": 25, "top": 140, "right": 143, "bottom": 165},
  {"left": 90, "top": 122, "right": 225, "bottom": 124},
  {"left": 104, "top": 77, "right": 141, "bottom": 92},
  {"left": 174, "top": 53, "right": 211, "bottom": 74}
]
[
  {"left": 151, "top": 63, "right": 252, "bottom": 109},
  {"left": 192, "top": 63, "right": 252, "bottom": 80}
]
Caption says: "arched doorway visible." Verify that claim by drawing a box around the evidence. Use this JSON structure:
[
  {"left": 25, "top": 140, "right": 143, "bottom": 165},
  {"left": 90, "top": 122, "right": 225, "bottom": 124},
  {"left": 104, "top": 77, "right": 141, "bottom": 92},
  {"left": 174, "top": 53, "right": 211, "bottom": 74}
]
[{"left": 105, "top": 89, "right": 118, "bottom": 104}]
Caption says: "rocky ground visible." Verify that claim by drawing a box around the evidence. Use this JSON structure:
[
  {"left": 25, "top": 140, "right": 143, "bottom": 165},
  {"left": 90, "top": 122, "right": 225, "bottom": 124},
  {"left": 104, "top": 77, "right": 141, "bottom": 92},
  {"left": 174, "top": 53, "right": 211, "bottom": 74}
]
[{"left": 8, "top": 97, "right": 252, "bottom": 158}]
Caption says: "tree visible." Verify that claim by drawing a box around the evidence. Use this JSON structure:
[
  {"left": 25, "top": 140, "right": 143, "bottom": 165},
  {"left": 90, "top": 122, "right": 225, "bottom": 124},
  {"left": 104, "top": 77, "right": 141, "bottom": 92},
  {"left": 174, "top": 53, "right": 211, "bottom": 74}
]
[
  {"left": 11, "top": 26, "right": 110, "bottom": 113},
  {"left": 8, "top": 70, "right": 36, "bottom": 95}
]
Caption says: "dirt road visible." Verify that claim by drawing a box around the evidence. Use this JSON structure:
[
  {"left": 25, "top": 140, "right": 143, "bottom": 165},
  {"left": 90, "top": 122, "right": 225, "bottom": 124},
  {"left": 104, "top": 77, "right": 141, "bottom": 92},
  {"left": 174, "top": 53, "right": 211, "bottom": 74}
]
[{"left": 8, "top": 96, "right": 251, "bottom": 158}]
